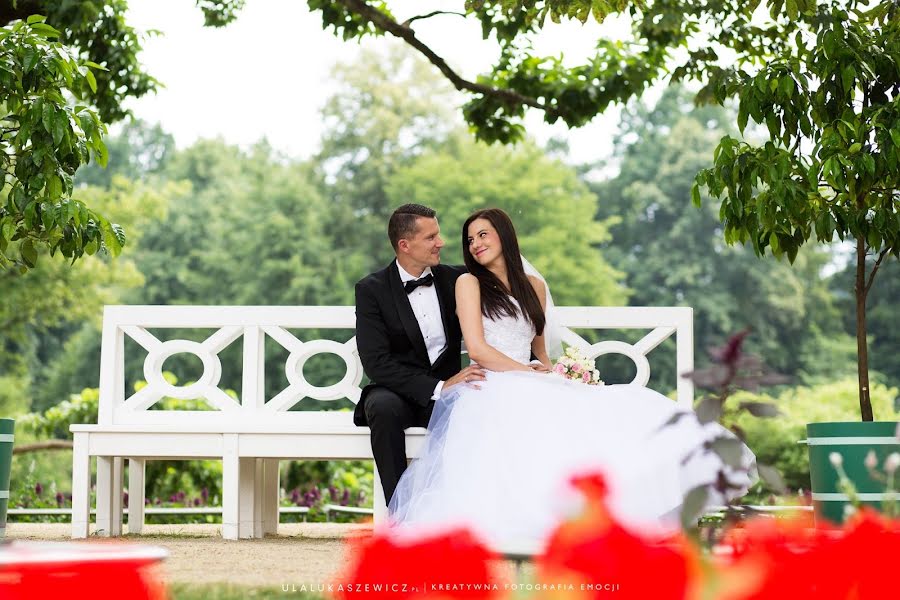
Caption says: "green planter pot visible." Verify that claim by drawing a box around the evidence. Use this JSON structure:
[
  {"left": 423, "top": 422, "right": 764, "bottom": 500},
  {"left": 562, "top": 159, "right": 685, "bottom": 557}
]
[
  {"left": 0, "top": 418, "right": 13, "bottom": 538},
  {"left": 807, "top": 421, "right": 899, "bottom": 524}
]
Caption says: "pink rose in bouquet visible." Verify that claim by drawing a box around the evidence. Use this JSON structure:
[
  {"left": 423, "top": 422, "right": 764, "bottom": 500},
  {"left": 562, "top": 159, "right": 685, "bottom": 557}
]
[{"left": 552, "top": 346, "right": 603, "bottom": 386}]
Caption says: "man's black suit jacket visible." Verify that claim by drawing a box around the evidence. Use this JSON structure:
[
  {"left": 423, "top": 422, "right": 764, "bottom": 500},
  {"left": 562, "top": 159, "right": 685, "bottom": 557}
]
[{"left": 353, "top": 261, "right": 465, "bottom": 426}]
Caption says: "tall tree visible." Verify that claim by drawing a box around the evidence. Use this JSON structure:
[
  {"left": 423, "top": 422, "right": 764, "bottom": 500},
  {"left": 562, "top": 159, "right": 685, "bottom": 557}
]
[
  {"left": 1, "top": 177, "right": 175, "bottom": 413},
  {"left": 316, "top": 44, "right": 460, "bottom": 271},
  {"left": 694, "top": 1, "right": 900, "bottom": 420},
  {"left": 119, "top": 139, "right": 357, "bottom": 405},
  {"left": 595, "top": 88, "right": 843, "bottom": 383},
  {"left": 386, "top": 133, "right": 628, "bottom": 307},
  {"left": 75, "top": 119, "right": 175, "bottom": 188}
]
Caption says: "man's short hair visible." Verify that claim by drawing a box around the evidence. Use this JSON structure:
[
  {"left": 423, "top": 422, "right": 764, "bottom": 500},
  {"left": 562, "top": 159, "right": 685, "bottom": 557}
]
[{"left": 388, "top": 204, "right": 437, "bottom": 250}]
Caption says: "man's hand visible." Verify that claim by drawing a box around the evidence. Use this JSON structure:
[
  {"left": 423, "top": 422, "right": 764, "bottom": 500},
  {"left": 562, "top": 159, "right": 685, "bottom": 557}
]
[{"left": 444, "top": 364, "right": 487, "bottom": 391}]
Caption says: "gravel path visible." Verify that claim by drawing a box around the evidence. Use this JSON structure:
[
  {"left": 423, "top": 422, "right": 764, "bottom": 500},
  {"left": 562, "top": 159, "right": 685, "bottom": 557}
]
[{"left": 5, "top": 522, "right": 373, "bottom": 587}]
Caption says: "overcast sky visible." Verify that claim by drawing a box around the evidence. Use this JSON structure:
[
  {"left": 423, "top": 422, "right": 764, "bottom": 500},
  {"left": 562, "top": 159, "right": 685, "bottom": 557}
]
[{"left": 123, "top": 0, "right": 637, "bottom": 166}]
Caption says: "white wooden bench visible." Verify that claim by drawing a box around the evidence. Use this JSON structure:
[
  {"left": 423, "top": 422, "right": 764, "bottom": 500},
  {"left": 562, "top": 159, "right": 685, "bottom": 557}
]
[{"left": 70, "top": 305, "right": 693, "bottom": 540}]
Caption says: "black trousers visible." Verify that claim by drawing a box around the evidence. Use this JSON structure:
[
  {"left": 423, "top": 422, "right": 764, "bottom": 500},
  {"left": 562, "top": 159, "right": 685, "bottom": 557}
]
[{"left": 364, "top": 387, "right": 434, "bottom": 505}]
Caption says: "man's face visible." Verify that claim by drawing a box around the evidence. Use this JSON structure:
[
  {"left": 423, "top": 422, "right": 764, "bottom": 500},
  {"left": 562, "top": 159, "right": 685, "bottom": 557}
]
[{"left": 399, "top": 217, "right": 444, "bottom": 269}]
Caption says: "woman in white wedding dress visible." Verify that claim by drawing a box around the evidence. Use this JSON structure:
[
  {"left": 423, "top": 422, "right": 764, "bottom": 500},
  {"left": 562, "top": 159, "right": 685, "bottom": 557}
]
[{"left": 389, "top": 208, "right": 755, "bottom": 550}]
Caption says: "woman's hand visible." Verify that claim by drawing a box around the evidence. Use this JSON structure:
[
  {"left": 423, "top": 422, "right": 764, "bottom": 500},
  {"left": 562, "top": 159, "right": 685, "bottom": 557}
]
[
  {"left": 528, "top": 361, "right": 552, "bottom": 373},
  {"left": 445, "top": 364, "right": 487, "bottom": 391}
]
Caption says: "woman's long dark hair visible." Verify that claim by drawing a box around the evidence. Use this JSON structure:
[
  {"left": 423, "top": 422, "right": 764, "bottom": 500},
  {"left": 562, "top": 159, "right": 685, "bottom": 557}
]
[{"left": 462, "top": 208, "right": 545, "bottom": 336}]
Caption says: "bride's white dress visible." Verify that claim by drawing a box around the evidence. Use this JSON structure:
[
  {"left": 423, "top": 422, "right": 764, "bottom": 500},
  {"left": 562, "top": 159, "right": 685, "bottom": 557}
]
[{"left": 388, "top": 298, "right": 755, "bottom": 549}]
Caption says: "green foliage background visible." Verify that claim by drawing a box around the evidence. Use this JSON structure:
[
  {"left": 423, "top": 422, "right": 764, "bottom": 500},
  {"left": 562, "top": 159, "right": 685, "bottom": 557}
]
[{"left": 2, "top": 41, "right": 899, "bottom": 516}]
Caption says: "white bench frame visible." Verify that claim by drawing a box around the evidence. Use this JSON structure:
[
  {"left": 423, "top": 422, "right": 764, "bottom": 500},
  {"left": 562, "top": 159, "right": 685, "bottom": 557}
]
[{"left": 70, "top": 305, "right": 693, "bottom": 540}]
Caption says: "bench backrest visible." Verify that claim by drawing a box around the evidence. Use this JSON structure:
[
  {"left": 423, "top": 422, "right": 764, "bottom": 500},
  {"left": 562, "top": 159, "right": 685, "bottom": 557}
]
[{"left": 97, "top": 305, "right": 693, "bottom": 429}]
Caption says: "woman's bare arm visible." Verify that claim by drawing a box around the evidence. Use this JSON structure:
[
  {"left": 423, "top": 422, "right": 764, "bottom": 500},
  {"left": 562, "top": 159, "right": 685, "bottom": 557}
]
[{"left": 456, "top": 274, "right": 532, "bottom": 372}]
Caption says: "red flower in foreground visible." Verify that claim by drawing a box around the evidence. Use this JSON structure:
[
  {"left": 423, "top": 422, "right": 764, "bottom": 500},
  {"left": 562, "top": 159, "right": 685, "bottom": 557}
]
[
  {"left": 332, "top": 527, "right": 505, "bottom": 600},
  {"left": 716, "top": 508, "right": 900, "bottom": 600},
  {"left": 536, "top": 473, "right": 704, "bottom": 600}
]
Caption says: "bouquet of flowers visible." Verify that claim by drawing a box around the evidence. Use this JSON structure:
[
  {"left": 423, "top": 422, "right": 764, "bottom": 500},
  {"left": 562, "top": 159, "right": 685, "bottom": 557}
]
[{"left": 552, "top": 346, "right": 603, "bottom": 385}]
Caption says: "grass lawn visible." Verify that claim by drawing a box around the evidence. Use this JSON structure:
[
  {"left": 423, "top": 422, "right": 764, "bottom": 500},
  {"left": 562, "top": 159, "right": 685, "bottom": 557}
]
[{"left": 169, "top": 583, "right": 323, "bottom": 599}]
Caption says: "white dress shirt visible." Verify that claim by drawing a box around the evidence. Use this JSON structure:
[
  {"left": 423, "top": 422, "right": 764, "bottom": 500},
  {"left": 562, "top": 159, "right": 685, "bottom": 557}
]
[{"left": 396, "top": 261, "right": 447, "bottom": 399}]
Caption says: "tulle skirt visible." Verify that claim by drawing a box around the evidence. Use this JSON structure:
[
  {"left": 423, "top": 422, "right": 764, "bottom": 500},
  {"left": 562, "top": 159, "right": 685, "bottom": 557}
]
[{"left": 388, "top": 371, "right": 755, "bottom": 551}]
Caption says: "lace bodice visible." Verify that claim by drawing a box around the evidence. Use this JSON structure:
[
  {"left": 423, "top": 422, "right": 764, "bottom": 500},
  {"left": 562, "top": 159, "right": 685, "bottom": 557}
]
[{"left": 481, "top": 298, "right": 536, "bottom": 364}]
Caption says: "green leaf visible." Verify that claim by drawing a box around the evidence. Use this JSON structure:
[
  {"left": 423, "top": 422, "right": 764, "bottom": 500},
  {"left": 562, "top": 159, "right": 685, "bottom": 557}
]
[
  {"left": 691, "top": 181, "right": 702, "bottom": 207},
  {"left": 848, "top": 142, "right": 862, "bottom": 154},
  {"left": 84, "top": 238, "right": 99, "bottom": 255},
  {"left": 0, "top": 218, "right": 15, "bottom": 242},
  {"left": 21, "top": 238, "right": 37, "bottom": 267},
  {"left": 822, "top": 157, "right": 835, "bottom": 180},
  {"left": 890, "top": 129, "right": 900, "bottom": 148},
  {"left": 29, "top": 22, "right": 60, "bottom": 38},
  {"left": 779, "top": 77, "right": 793, "bottom": 98},
  {"left": 111, "top": 223, "right": 126, "bottom": 248},
  {"left": 786, "top": 0, "right": 798, "bottom": 20},
  {"left": 101, "top": 222, "right": 125, "bottom": 256},
  {"left": 23, "top": 46, "right": 40, "bottom": 72},
  {"left": 82, "top": 60, "right": 108, "bottom": 71},
  {"left": 52, "top": 109, "right": 67, "bottom": 146},
  {"left": 26, "top": 15, "right": 47, "bottom": 24},
  {"left": 737, "top": 103, "right": 749, "bottom": 133},
  {"left": 862, "top": 154, "right": 875, "bottom": 175},
  {"left": 841, "top": 65, "right": 856, "bottom": 92},
  {"left": 786, "top": 243, "right": 799, "bottom": 263},
  {"left": 766, "top": 113, "right": 780, "bottom": 140},
  {"left": 823, "top": 30, "right": 837, "bottom": 59},
  {"left": 54, "top": 56, "right": 74, "bottom": 87},
  {"left": 867, "top": 228, "right": 881, "bottom": 249},
  {"left": 84, "top": 69, "right": 97, "bottom": 94},
  {"left": 46, "top": 174, "right": 62, "bottom": 199},
  {"left": 41, "top": 102, "right": 54, "bottom": 134},
  {"left": 40, "top": 202, "right": 53, "bottom": 230},
  {"left": 94, "top": 140, "right": 109, "bottom": 168}
]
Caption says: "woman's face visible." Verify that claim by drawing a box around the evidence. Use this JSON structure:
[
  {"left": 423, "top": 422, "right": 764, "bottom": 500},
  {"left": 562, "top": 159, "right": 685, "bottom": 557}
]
[{"left": 466, "top": 218, "right": 503, "bottom": 266}]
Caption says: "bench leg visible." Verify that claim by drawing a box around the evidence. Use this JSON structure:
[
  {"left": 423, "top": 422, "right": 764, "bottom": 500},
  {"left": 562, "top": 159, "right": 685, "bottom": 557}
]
[
  {"left": 111, "top": 457, "right": 124, "bottom": 536},
  {"left": 373, "top": 464, "right": 388, "bottom": 529},
  {"left": 238, "top": 457, "right": 257, "bottom": 539},
  {"left": 128, "top": 458, "right": 145, "bottom": 534},
  {"left": 261, "top": 459, "right": 279, "bottom": 536},
  {"left": 71, "top": 433, "right": 91, "bottom": 538},
  {"left": 222, "top": 434, "right": 239, "bottom": 540},
  {"left": 96, "top": 456, "right": 114, "bottom": 537}
]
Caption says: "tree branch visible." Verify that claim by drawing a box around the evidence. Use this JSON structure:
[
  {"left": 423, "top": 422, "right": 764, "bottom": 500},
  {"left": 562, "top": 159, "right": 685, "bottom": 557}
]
[
  {"left": 12, "top": 440, "right": 74, "bottom": 454},
  {"left": 335, "top": 0, "right": 554, "bottom": 114},
  {"left": 403, "top": 11, "right": 466, "bottom": 27},
  {"left": 864, "top": 247, "right": 891, "bottom": 297}
]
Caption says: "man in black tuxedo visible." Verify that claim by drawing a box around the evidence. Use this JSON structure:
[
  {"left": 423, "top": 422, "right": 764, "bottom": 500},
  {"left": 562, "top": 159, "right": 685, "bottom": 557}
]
[{"left": 354, "top": 204, "right": 486, "bottom": 505}]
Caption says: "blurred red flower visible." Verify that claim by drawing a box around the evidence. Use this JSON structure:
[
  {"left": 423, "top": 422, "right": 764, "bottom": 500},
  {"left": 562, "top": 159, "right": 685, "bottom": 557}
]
[
  {"left": 332, "top": 471, "right": 900, "bottom": 600},
  {"left": 536, "top": 473, "right": 704, "bottom": 600},
  {"left": 332, "top": 527, "right": 505, "bottom": 600},
  {"left": 716, "top": 508, "right": 900, "bottom": 600}
]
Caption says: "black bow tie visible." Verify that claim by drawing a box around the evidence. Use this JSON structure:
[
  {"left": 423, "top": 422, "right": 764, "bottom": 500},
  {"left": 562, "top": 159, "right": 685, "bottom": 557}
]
[{"left": 404, "top": 273, "right": 434, "bottom": 294}]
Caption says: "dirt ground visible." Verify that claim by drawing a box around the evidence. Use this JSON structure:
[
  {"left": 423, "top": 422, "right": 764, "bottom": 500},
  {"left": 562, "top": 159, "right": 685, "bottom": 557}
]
[{"left": 5, "top": 522, "right": 376, "bottom": 587}]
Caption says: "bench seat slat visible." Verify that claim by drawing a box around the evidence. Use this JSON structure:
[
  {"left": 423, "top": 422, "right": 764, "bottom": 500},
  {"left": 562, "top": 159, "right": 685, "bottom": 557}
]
[{"left": 71, "top": 424, "right": 428, "bottom": 435}]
